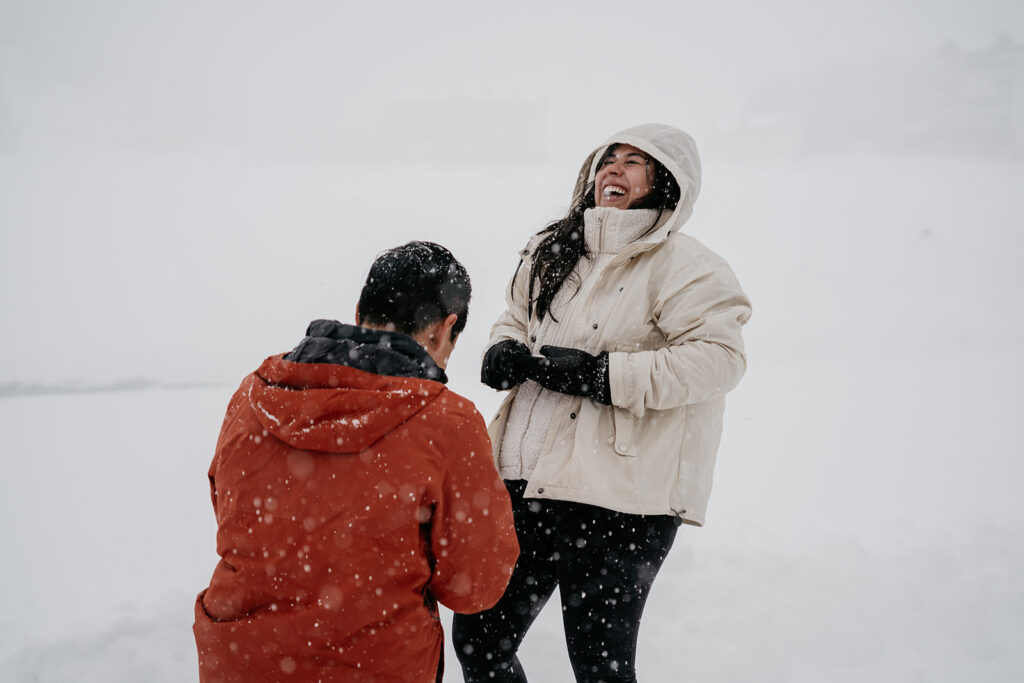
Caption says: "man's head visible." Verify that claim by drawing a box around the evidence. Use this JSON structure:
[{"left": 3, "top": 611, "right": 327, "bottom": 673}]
[{"left": 356, "top": 241, "right": 471, "bottom": 369}]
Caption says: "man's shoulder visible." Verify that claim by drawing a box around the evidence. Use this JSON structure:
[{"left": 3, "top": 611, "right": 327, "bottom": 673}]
[
  {"left": 392, "top": 386, "right": 492, "bottom": 461},
  {"left": 423, "top": 386, "right": 485, "bottom": 425}
]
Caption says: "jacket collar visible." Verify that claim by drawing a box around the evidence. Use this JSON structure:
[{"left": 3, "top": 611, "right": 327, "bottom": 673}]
[
  {"left": 583, "top": 207, "right": 666, "bottom": 254},
  {"left": 284, "top": 320, "right": 447, "bottom": 384}
]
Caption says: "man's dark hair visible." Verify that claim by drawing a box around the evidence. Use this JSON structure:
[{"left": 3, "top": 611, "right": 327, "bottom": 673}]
[{"left": 358, "top": 241, "right": 471, "bottom": 341}]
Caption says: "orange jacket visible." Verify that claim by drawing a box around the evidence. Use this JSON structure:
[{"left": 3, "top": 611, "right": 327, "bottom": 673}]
[{"left": 194, "top": 354, "right": 518, "bottom": 682}]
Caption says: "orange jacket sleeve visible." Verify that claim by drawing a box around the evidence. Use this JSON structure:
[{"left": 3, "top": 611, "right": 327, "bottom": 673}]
[{"left": 429, "top": 409, "right": 519, "bottom": 613}]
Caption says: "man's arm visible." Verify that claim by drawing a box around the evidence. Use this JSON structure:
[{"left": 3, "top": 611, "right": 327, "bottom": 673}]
[{"left": 429, "top": 410, "right": 519, "bottom": 613}]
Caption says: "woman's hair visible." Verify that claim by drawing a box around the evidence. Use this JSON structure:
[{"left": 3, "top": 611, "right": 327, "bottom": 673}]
[{"left": 526, "top": 145, "right": 681, "bottom": 321}]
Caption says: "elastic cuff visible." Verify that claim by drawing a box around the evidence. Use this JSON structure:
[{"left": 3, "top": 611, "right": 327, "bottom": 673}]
[{"left": 594, "top": 352, "right": 612, "bottom": 405}]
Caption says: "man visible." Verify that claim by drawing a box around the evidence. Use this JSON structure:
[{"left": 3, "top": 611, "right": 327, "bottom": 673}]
[{"left": 194, "top": 241, "right": 519, "bottom": 682}]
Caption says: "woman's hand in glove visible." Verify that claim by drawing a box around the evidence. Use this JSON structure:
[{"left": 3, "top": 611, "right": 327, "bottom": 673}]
[
  {"left": 481, "top": 339, "right": 533, "bottom": 390},
  {"left": 527, "top": 345, "right": 612, "bottom": 405}
]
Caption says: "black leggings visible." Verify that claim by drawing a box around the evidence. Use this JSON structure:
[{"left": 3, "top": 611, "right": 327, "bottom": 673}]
[{"left": 452, "top": 480, "right": 678, "bottom": 683}]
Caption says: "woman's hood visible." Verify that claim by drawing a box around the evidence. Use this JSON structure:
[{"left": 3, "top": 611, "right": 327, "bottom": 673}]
[{"left": 571, "top": 123, "right": 702, "bottom": 235}]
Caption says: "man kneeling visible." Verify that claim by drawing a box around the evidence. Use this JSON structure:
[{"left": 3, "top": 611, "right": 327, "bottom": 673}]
[{"left": 194, "top": 241, "right": 519, "bottom": 682}]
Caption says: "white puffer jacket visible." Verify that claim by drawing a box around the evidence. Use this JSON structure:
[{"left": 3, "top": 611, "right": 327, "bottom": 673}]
[{"left": 486, "top": 123, "right": 751, "bottom": 526}]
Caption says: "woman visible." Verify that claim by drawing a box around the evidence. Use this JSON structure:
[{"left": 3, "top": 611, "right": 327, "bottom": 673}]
[{"left": 452, "top": 123, "right": 751, "bottom": 683}]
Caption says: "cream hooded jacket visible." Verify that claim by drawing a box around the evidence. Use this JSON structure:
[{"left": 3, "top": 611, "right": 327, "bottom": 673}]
[{"left": 486, "top": 123, "right": 751, "bottom": 526}]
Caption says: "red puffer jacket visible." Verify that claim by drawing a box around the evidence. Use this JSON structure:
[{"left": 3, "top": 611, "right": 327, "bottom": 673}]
[{"left": 194, "top": 354, "right": 518, "bottom": 682}]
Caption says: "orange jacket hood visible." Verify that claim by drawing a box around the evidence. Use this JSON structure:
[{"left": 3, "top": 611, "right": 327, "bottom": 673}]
[{"left": 250, "top": 354, "right": 445, "bottom": 454}]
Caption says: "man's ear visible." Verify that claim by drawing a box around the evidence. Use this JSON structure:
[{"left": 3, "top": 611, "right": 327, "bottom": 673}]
[
  {"left": 354, "top": 304, "right": 361, "bottom": 326},
  {"left": 422, "top": 314, "right": 458, "bottom": 351},
  {"left": 413, "top": 314, "right": 459, "bottom": 370},
  {"left": 435, "top": 313, "right": 459, "bottom": 347}
]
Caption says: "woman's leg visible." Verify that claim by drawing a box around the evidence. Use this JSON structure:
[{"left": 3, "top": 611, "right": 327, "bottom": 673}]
[
  {"left": 452, "top": 481, "right": 562, "bottom": 683},
  {"left": 556, "top": 507, "right": 678, "bottom": 683}
]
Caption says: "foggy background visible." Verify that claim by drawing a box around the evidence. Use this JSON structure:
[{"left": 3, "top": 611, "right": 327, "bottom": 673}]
[
  {"left": 2, "top": 1, "right": 1023, "bottom": 681},
  {"left": 2, "top": 0, "right": 1022, "bottom": 389}
]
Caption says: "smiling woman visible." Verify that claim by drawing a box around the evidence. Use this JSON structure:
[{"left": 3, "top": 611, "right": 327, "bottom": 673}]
[
  {"left": 595, "top": 144, "right": 655, "bottom": 207},
  {"left": 452, "top": 123, "right": 751, "bottom": 683},
  {"left": 524, "top": 142, "right": 682, "bottom": 323}
]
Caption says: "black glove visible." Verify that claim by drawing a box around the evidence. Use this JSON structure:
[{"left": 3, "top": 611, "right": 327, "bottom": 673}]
[
  {"left": 481, "top": 339, "right": 532, "bottom": 390},
  {"left": 526, "top": 345, "right": 612, "bottom": 405}
]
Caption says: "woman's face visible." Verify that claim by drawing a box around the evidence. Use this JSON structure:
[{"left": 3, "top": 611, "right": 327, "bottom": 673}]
[{"left": 593, "top": 144, "right": 656, "bottom": 208}]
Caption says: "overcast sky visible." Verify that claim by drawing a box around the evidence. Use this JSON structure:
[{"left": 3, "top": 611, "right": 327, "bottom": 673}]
[
  {"left": 3, "top": 0, "right": 1022, "bottom": 160},
  {"left": 1, "top": 0, "right": 1022, "bottom": 386}
]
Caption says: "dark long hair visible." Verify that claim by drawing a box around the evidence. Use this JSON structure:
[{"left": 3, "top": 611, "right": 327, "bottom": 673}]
[{"left": 526, "top": 145, "right": 681, "bottom": 321}]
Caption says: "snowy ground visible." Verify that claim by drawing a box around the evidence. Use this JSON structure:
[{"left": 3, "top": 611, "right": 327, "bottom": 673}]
[{"left": 1, "top": 155, "right": 1022, "bottom": 681}]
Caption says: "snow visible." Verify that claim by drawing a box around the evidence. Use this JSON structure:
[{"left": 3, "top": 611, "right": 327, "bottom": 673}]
[
  {"left": 2, "top": 1, "right": 1024, "bottom": 680},
  {"left": 3, "top": 342, "right": 1022, "bottom": 681},
  {"left": 2, "top": 155, "right": 1022, "bottom": 681}
]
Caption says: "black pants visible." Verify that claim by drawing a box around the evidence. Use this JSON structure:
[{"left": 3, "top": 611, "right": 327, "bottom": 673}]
[{"left": 452, "top": 480, "right": 678, "bottom": 683}]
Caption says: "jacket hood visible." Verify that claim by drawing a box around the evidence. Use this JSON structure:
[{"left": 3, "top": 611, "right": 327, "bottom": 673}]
[
  {"left": 246, "top": 353, "right": 444, "bottom": 454},
  {"left": 571, "top": 123, "right": 702, "bottom": 237}
]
